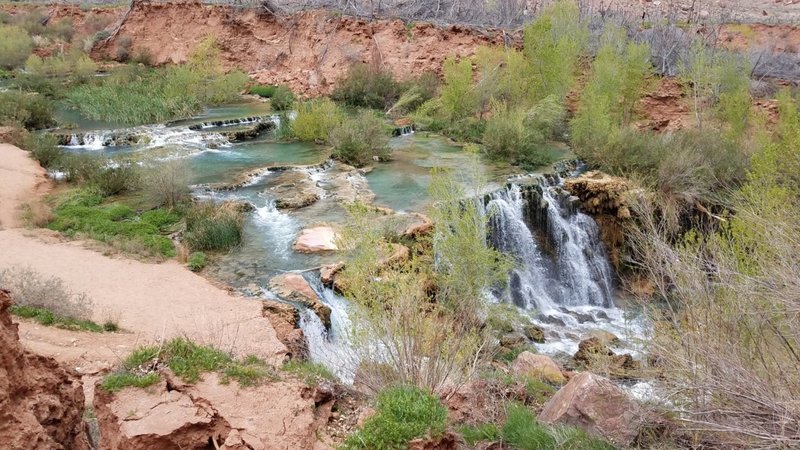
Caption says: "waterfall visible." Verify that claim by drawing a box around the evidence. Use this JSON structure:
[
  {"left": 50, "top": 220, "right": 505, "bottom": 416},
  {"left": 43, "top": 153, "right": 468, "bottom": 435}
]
[
  {"left": 300, "top": 274, "right": 357, "bottom": 383},
  {"left": 187, "top": 114, "right": 281, "bottom": 130},
  {"left": 486, "top": 179, "right": 615, "bottom": 312}
]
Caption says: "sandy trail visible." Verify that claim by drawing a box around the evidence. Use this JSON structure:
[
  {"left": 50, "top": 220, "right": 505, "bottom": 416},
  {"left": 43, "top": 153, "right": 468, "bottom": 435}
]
[{"left": 0, "top": 143, "right": 287, "bottom": 373}]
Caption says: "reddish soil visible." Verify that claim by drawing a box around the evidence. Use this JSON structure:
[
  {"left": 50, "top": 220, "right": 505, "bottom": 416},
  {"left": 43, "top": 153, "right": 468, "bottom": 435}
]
[{"left": 0, "top": 289, "right": 90, "bottom": 450}]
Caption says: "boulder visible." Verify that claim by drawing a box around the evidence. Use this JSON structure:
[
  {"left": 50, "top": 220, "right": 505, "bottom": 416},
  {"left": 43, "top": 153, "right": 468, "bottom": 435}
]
[
  {"left": 499, "top": 332, "right": 527, "bottom": 348},
  {"left": 0, "top": 290, "right": 90, "bottom": 450},
  {"left": 583, "top": 330, "right": 620, "bottom": 347},
  {"left": 269, "top": 273, "right": 331, "bottom": 328},
  {"left": 538, "top": 372, "right": 643, "bottom": 446},
  {"left": 511, "top": 351, "right": 565, "bottom": 385},
  {"left": 573, "top": 337, "right": 639, "bottom": 378},
  {"left": 320, "top": 261, "right": 345, "bottom": 286},
  {"left": 523, "top": 324, "right": 545, "bottom": 343},
  {"left": 262, "top": 300, "right": 306, "bottom": 360},
  {"left": 293, "top": 226, "right": 339, "bottom": 253}
]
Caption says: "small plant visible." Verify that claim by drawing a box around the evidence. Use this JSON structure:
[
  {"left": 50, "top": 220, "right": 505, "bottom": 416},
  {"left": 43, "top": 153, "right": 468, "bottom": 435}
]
[
  {"left": 282, "top": 360, "right": 336, "bottom": 385},
  {"left": 329, "top": 110, "right": 390, "bottom": 167},
  {"left": 115, "top": 35, "right": 133, "bottom": 62},
  {"left": 458, "top": 423, "right": 501, "bottom": 446},
  {"left": 187, "top": 252, "right": 207, "bottom": 272},
  {"left": 183, "top": 202, "right": 244, "bottom": 252},
  {"left": 142, "top": 159, "right": 191, "bottom": 209},
  {"left": 270, "top": 85, "right": 294, "bottom": 111},
  {"left": 343, "top": 385, "right": 448, "bottom": 450},
  {"left": 101, "top": 338, "right": 274, "bottom": 392}
]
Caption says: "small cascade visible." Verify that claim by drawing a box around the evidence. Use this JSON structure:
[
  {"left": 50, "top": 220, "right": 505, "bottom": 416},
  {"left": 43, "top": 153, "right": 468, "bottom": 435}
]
[
  {"left": 252, "top": 199, "right": 300, "bottom": 260},
  {"left": 299, "top": 274, "right": 357, "bottom": 383},
  {"left": 392, "top": 124, "right": 415, "bottom": 137},
  {"left": 62, "top": 131, "right": 114, "bottom": 150},
  {"left": 187, "top": 115, "right": 280, "bottom": 130}
]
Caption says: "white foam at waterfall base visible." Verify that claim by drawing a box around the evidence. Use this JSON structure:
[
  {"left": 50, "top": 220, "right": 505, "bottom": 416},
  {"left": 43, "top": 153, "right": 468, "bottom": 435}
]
[
  {"left": 64, "top": 131, "right": 109, "bottom": 150},
  {"left": 252, "top": 199, "right": 301, "bottom": 259},
  {"left": 298, "top": 283, "right": 358, "bottom": 384}
]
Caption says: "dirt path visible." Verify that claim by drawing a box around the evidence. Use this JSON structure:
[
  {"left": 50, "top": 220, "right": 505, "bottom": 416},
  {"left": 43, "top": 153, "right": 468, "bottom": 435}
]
[
  {"left": 0, "top": 143, "right": 287, "bottom": 374},
  {"left": 0, "top": 143, "right": 51, "bottom": 230}
]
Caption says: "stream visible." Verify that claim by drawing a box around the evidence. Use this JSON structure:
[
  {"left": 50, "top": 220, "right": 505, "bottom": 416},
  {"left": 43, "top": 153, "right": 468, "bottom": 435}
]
[{"left": 54, "top": 99, "right": 647, "bottom": 386}]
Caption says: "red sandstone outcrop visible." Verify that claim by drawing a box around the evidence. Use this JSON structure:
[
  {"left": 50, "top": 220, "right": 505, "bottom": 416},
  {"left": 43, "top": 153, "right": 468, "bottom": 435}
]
[
  {"left": 95, "top": 371, "right": 333, "bottom": 449},
  {"left": 262, "top": 299, "right": 307, "bottom": 360},
  {"left": 269, "top": 273, "right": 332, "bottom": 328},
  {"left": 0, "top": 289, "right": 90, "bottom": 450},
  {"left": 293, "top": 226, "right": 339, "bottom": 253}
]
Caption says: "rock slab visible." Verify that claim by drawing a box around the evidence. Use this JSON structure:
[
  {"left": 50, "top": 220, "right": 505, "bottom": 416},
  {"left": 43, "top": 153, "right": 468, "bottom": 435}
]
[
  {"left": 269, "top": 273, "right": 332, "bottom": 328},
  {"left": 538, "top": 372, "right": 643, "bottom": 446},
  {"left": 293, "top": 227, "right": 339, "bottom": 253}
]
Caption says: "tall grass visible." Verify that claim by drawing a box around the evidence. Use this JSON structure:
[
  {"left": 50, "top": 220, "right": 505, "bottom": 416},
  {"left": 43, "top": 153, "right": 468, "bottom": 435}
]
[{"left": 183, "top": 202, "right": 244, "bottom": 252}]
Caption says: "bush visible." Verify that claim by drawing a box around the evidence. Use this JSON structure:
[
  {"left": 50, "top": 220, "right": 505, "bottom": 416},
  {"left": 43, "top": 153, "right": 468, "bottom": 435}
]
[
  {"left": 187, "top": 252, "right": 207, "bottom": 272},
  {"left": 0, "top": 91, "right": 56, "bottom": 130},
  {"left": 332, "top": 63, "right": 401, "bottom": 110},
  {"left": 15, "top": 132, "right": 63, "bottom": 169},
  {"left": 440, "top": 57, "right": 478, "bottom": 121},
  {"left": 0, "top": 266, "right": 94, "bottom": 321},
  {"left": 291, "top": 98, "right": 341, "bottom": 142},
  {"left": 91, "top": 164, "right": 140, "bottom": 197},
  {"left": 183, "top": 202, "right": 244, "bottom": 251},
  {"left": 115, "top": 35, "right": 133, "bottom": 62},
  {"left": 343, "top": 385, "right": 448, "bottom": 450},
  {"left": 142, "top": 159, "right": 191, "bottom": 208},
  {"left": 248, "top": 84, "right": 276, "bottom": 97},
  {"left": 482, "top": 100, "right": 553, "bottom": 168},
  {"left": 0, "top": 25, "right": 33, "bottom": 69},
  {"left": 329, "top": 110, "right": 390, "bottom": 167},
  {"left": 270, "top": 85, "right": 294, "bottom": 111}
]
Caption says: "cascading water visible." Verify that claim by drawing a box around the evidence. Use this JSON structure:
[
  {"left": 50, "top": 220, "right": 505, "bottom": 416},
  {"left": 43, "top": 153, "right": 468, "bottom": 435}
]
[{"left": 485, "top": 178, "right": 639, "bottom": 355}]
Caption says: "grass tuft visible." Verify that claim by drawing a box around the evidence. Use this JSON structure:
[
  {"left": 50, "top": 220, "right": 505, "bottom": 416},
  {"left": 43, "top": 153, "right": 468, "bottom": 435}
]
[
  {"left": 282, "top": 360, "right": 336, "bottom": 385},
  {"left": 10, "top": 305, "right": 111, "bottom": 333},
  {"left": 101, "top": 372, "right": 160, "bottom": 392}
]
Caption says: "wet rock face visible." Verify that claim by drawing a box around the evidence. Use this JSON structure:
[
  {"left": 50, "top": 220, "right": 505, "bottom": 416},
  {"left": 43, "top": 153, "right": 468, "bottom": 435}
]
[
  {"left": 573, "top": 337, "right": 639, "bottom": 379},
  {"left": 0, "top": 290, "right": 89, "bottom": 450},
  {"left": 262, "top": 300, "right": 306, "bottom": 360},
  {"left": 538, "top": 372, "right": 643, "bottom": 446},
  {"left": 266, "top": 171, "right": 322, "bottom": 210},
  {"left": 268, "top": 273, "right": 332, "bottom": 328}
]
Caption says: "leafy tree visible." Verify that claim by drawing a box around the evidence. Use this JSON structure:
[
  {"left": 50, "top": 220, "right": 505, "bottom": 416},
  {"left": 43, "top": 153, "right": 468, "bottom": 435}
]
[
  {"left": 0, "top": 25, "right": 33, "bottom": 69},
  {"left": 440, "top": 57, "right": 478, "bottom": 121}
]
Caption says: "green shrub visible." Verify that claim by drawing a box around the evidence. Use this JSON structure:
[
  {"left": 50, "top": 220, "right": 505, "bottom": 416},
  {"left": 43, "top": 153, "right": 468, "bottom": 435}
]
[
  {"left": 332, "top": 63, "right": 401, "bottom": 110},
  {"left": 329, "top": 110, "right": 390, "bottom": 167},
  {"left": 483, "top": 100, "right": 553, "bottom": 168},
  {"left": 0, "top": 25, "right": 34, "bottom": 69},
  {"left": 502, "top": 403, "right": 557, "bottom": 450},
  {"left": 291, "top": 98, "right": 341, "bottom": 142},
  {"left": 60, "top": 153, "right": 104, "bottom": 183},
  {"left": 187, "top": 251, "right": 207, "bottom": 271},
  {"left": 440, "top": 57, "right": 478, "bottom": 121},
  {"left": 248, "top": 84, "right": 276, "bottom": 97},
  {"left": 142, "top": 159, "right": 191, "bottom": 208},
  {"left": 16, "top": 132, "right": 63, "bottom": 169},
  {"left": 115, "top": 35, "right": 133, "bottom": 62},
  {"left": 183, "top": 202, "right": 243, "bottom": 251},
  {"left": 0, "top": 91, "right": 56, "bottom": 130},
  {"left": 90, "top": 164, "right": 140, "bottom": 197},
  {"left": 343, "top": 385, "right": 448, "bottom": 450},
  {"left": 270, "top": 85, "right": 294, "bottom": 111}
]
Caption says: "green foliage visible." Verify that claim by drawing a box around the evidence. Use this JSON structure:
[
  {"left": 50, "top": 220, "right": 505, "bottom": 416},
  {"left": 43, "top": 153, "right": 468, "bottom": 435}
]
[
  {"left": 522, "top": 0, "right": 588, "bottom": 101},
  {"left": 291, "top": 98, "right": 342, "bottom": 142},
  {"left": 16, "top": 132, "right": 63, "bottom": 169},
  {"left": 101, "top": 338, "right": 273, "bottom": 392},
  {"left": 440, "top": 57, "right": 478, "bottom": 121},
  {"left": 10, "top": 304, "right": 112, "bottom": 333},
  {"left": 183, "top": 202, "right": 244, "bottom": 252},
  {"left": 142, "top": 159, "right": 191, "bottom": 209},
  {"left": 101, "top": 372, "right": 160, "bottom": 392},
  {"left": 343, "top": 386, "right": 447, "bottom": 450},
  {"left": 501, "top": 403, "right": 557, "bottom": 450},
  {"left": 282, "top": 360, "right": 336, "bottom": 384},
  {"left": 332, "top": 63, "right": 401, "bottom": 110},
  {"left": 329, "top": 109, "right": 390, "bottom": 166},
  {"left": 390, "top": 71, "right": 439, "bottom": 116},
  {"left": 48, "top": 189, "right": 179, "bottom": 257},
  {"left": 0, "top": 25, "right": 33, "bottom": 69},
  {"left": 91, "top": 164, "right": 140, "bottom": 197},
  {"left": 187, "top": 252, "right": 207, "bottom": 272},
  {"left": 248, "top": 84, "right": 276, "bottom": 97},
  {"left": 459, "top": 423, "right": 501, "bottom": 446},
  {"left": 66, "top": 37, "right": 248, "bottom": 125},
  {"left": 270, "top": 85, "right": 294, "bottom": 111},
  {"left": 482, "top": 100, "right": 555, "bottom": 168},
  {"left": 571, "top": 25, "right": 652, "bottom": 153},
  {"left": 0, "top": 91, "right": 55, "bottom": 130}
]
